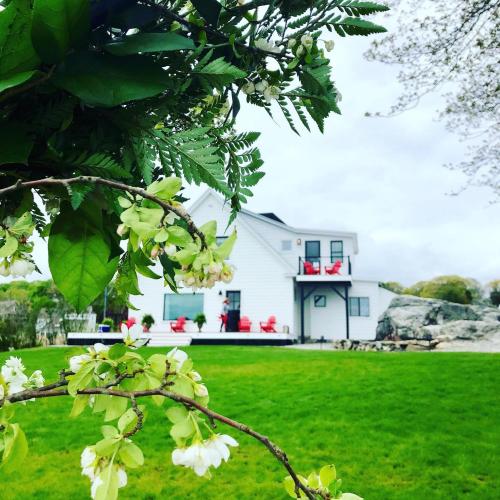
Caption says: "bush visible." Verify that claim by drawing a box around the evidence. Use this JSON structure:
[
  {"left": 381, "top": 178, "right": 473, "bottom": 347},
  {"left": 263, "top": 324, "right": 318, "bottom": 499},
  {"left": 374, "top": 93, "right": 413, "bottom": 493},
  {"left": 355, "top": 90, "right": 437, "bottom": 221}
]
[
  {"left": 413, "top": 275, "right": 483, "bottom": 305},
  {"left": 488, "top": 280, "right": 500, "bottom": 306},
  {"left": 381, "top": 281, "right": 404, "bottom": 294},
  {"left": 141, "top": 314, "right": 155, "bottom": 330},
  {"left": 194, "top": 313, "right": 207, "bottom": 332},
  {"left": 0, "top": 304, "right": 38, "bottom": 351}
]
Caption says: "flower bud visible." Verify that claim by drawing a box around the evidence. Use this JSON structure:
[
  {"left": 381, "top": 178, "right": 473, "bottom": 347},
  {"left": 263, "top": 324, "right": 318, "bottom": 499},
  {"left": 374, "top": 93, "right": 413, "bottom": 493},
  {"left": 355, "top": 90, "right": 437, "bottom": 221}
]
[
  {"left": 324, "top": 40, "right": 335, "bottom": 52},
  {"left": 116, "top": 224, "right": 128, "bottom": 237},
  {"left": 288, "top": 38, "right": 297, "bottom": 49}
]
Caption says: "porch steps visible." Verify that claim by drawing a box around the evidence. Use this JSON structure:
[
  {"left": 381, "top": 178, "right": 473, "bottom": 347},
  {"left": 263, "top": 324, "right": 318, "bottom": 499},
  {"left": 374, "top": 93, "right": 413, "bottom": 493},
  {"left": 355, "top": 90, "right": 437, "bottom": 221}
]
[{"left": 147, "top": 333, "right": 192, "bottom": 347}]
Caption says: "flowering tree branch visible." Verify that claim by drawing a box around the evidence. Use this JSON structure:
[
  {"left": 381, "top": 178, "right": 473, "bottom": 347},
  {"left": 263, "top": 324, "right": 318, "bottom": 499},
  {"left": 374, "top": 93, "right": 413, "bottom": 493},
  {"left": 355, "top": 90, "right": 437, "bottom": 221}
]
[
  {"left": 3, "top": 367, "right": 321, "bottom": 499},
  {"left": 0, "top": 176, "right": 207, "bottom": 248}
]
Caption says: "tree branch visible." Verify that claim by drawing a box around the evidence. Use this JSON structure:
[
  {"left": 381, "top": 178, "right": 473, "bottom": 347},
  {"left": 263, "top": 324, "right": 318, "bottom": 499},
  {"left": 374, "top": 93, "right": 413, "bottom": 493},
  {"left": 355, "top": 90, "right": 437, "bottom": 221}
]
[
  {"left": 5, "top": 383, "right": 323, "bottom": 499},
  {"left": 0, "top": 176, "right": 206, "bottom": 248}
]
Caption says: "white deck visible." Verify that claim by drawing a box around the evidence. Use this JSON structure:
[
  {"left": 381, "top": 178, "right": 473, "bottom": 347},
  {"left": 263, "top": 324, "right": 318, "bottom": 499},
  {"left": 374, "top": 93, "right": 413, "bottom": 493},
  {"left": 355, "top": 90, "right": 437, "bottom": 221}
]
[{"left": 68, "top": 332, "right": 294, "bottom": 347}]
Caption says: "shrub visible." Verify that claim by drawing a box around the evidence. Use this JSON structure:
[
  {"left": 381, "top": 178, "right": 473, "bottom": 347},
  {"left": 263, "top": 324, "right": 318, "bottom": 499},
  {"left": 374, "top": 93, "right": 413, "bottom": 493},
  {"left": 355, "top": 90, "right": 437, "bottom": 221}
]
[
  {"left": 141, "top": 314, "right": 155, "bottom": 330},
  {"left": 101, "top": 318, "right": 115, "bottom": 331},
  {"left": 194, "top": 313, "right": 207, "bottom": 332}
]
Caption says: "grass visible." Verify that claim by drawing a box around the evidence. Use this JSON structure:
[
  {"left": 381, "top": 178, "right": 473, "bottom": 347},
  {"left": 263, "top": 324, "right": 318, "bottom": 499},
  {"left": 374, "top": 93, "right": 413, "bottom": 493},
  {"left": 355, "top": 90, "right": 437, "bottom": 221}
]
[{"left": 0, "top": 346, "right": 499, "bottom": 499}]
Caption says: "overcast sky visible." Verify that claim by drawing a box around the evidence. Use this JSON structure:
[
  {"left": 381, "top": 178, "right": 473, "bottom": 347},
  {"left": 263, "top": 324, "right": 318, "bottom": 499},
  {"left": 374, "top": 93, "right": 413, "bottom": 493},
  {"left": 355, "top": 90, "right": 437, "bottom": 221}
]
[{"left": 22, "top": 16, "right": 500, "bottom": 288}]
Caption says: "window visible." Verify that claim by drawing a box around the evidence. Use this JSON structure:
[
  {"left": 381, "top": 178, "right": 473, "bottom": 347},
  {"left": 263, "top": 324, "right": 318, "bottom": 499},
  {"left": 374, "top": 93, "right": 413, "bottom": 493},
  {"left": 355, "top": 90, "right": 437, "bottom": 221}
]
[
  {"left": 330, "top": 240, "right": 343, "bottom": 262},
  {"left": 349, "top": 297, "right": 370, "bottom": 317},
  {"left": 305, "top": 240, "right": 321, "bottom": 263},
  {"left": 163, "top": 294, "right": 204, "bottom": 320},
  {"left": 314, "top": 295, "right": 326, "bottom": 307},
  {"left": 216, "top": 236, "right": 228, "bottom": 246},
  {"left": 226, "top": 290, "right": 241, "bottom": 311},
  {"left": 281, "top": 240, "right": 292, "bottom": 251}
]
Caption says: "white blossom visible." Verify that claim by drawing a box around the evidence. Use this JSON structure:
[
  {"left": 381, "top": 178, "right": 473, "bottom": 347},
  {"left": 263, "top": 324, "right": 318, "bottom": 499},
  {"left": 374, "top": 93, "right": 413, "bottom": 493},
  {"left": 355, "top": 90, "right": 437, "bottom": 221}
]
[
  {"left": 117, "top": 467, "right": 127, "bottom": 488},
  {"left": 167, "top": 348, "right": 188, "bottom": 370},
  {"left": 194, "top": 383, "right": 209, "bottom": 398},
  {"left": 1, "top": 356, "right": 28, "bottom": 395},
  {"left": 241, "top": 82, "right": 256, "bottom": 95},
  {"left": 116, "top": 223, "right": 128, "bottom": 237},
  {"left": 172, "top": 435, "right": 238, "bottom": 476},
  {"left": 300, "top": 34, "right": 314, "bottom": 51},
  {"left": 121, "top": 323, "right": 147, "bottom": 348},
  {"left": 69, "top": 353, "right": 92, "bottom": 373},
  {"left": 9, "top": 258, "right": 35, "bottom": 277},
  {"left": 28, "top": 369, "right": 45, "bottom": 388},
  {"left": 90, "top": 476, "right": 103, "bottom": 499},
  {"left": 254, "top": 38, "right": 281, "bottom": 54},
  {"left": 0, "top": 384, "right": 4, "bottom": 399},
  {"left": 288, "top": 38, "right": 297, "bottom": 49},
  {"left": 91, "top": 343, "right": 109, "bottom": 356},
  {"left": 263, "top": 85, "right": 280, "bottom": 103},
  {"left": 165, "top": 244, "right": 177, "bottom": 256},
  {"left": 255, "top": 80, "right": 269, "bottom": 93},
  {"left": 0, "top": 260, "right": 9, "bottom": 277},
  {"left": 324, "top": 40, "right": 335, "bottom": 52},
  {"left": 188, "top": 370, "right": 202, "bottom": 382},
  {"left": 81, "top": 446, "right": 98, "bottom": 480}
]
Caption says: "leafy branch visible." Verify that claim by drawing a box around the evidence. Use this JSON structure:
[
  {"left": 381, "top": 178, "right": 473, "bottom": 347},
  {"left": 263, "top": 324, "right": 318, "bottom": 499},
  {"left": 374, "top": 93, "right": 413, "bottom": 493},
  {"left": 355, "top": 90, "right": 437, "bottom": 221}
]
[{"left": 0, "top": 175, "right": 207, "bottom": 248}]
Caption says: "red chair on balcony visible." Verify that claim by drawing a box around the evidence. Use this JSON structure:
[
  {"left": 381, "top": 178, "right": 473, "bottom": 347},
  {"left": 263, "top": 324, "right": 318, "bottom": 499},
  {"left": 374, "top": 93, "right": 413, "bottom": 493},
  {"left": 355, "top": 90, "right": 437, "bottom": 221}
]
[
  {"left": 325, "top": 260, "right": 342, "bottom": 275},
  {"left": 260, "top": 315, "right": 277, "bottom": 333},
  {"left": 303, "top": 261, "right": 320, "bottom": 275},
  {"left": 238, "top": 316, "right": 252, "bottom": 332},
  {"left": 170, "top": 316, "right": 186, "bottom": 332}
]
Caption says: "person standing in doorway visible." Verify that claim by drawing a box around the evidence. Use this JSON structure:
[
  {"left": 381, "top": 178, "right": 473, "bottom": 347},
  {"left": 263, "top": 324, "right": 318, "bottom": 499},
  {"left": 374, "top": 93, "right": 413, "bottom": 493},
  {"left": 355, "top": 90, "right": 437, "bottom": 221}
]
[{"left": 220, "top": 298, "right": 229, "bottom": 332}]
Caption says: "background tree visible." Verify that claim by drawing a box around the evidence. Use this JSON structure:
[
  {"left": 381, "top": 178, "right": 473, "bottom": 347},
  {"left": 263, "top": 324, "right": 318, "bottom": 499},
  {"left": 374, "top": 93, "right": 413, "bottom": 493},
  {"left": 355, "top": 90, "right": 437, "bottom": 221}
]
[
  {"left": 380, "top": 281, "right": 404, "bottom": 293},
  {"left": 365, "top": 0, "right": 499, "bottom": 198},
  {"left": 488, "top": 279, "right": 500, "bottom": 306}
]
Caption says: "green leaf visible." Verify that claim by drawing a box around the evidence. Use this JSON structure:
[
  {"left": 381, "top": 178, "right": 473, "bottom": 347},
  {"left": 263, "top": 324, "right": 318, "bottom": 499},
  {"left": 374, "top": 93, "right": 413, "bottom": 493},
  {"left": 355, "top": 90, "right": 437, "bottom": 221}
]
[
  {"left": 0, "top": 0, "right": 40, "bottom": 77},
  {"left": 320, "top": 464, "right": 336, "bottom": 487},
  {"left": 67, "top": 361, "right": 95, "bottom": 396},
  {"left": 191, "top": 0, "right": 222, "bottom": 26},
  {"left": 146, "top": 176, "right": 182, "bottom": 201},
  {"left": 1, "top": 423, "right": 28, "bottom": 473},
  {"left": 334, "top": 17, "right": 387, "bottom": 36},
  {"left": 95, "top": 464, "right": 119, "bottom": 500},
  {"left": 0, "top": 69, "right": 44, "bottom": 94},
  {"left": 102, "top": 425, "right": 119, "bottom": 439},
  {"left": 108, "top": 343, "right": 127, "bottom": 360},
  {"left": 214, "top": 230, "right": 236, "bottom": 260},
  {"left": 194, "top": 56, "right": 246, "bottom": 89},
  {"left": 118, "top": 408, "right": 138, "bottom": 434},
  {"left": 104, "top": 396, "right": 128, "bottom": 422},
  {"left": 165, "top": 405, "right": 188, "bottom": 424},
  {"left": 69, "top": 395, "right": 89, "bottom": 417},
  {"left": 0, "top": 235, "right": 18, "bottom": 258},
  {"left": 170, "top": 416, "right": 195, "bottom": 441},
  {"left": 95, "top": 437, "right": 120, "bottom": 457},
  {"left": 119, "top": 441, "right": 144, "bottom": 468},
  {"left": 68, "top": 183, "right": 94, "bottom": 210},
  {"left": 171, "top": 376, "right": 194, "bottom": 398},
  {"left": 53, "top": 51, "right": 169, "bottom": 107},
  {"left": 199, "top": 220, "right": 217, "bottom": 245},
  {"left": 166, "top": 226, "right": 192, "bottom": 247},
  {"left": 0, "top": 122, "right": 34, "bottom": 165},
  {"left": 105, "top": 32, "right": 195, "bottom": 55},
  {"left": 31, "top": 0, "right": 90, "bottom": 63},
  {"left": 48, "top": 202, "right": 119, "bottom": 311}
]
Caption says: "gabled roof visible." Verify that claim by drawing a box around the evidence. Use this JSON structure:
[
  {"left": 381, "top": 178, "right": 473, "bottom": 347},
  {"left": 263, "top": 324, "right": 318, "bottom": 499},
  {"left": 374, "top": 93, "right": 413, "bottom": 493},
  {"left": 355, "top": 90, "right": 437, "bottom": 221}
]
[{"left": 188, "top": 190, "right": 359, "bottom": 253}]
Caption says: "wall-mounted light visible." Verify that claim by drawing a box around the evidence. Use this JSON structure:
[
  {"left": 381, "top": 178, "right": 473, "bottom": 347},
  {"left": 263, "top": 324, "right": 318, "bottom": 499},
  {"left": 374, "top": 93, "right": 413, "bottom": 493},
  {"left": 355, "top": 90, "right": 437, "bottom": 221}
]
[
  {"left": 296, "top": 238, "right": 302, "bottom": 245},
  {"left": 218, "top": 290, "right": 223, "bottom": 296}
]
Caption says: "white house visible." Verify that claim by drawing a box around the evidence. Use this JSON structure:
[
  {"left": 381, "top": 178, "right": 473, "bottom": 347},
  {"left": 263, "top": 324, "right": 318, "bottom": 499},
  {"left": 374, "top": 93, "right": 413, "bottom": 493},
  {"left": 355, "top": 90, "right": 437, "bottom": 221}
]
[{"left": 131, "top": 190, "right": 394, "bottom": 342}]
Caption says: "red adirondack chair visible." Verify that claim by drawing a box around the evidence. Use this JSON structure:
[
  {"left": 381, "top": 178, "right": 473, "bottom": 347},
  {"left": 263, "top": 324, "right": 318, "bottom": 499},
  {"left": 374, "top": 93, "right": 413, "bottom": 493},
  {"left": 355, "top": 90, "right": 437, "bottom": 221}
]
[
  {"left": 303, "top": 261, "right": 320, "bottom": 275},
  {"left": 170, "top": 316, "right": 186, "bottom": 332},
  {"left": 325, "top": 260, "right": 342, "bottom": 275},
  {"left": 238, "top": 316, "right": 252, "bottom": 332},
  {"left": 260, "top": 315, "right": 277, "bottom": 333}
]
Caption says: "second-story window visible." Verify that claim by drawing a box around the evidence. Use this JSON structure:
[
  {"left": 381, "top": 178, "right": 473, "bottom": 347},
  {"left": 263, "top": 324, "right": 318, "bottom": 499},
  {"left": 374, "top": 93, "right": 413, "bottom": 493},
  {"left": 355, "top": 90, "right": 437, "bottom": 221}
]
[{"left": 330, "top": 240, "right": 343, "bottom": 262}]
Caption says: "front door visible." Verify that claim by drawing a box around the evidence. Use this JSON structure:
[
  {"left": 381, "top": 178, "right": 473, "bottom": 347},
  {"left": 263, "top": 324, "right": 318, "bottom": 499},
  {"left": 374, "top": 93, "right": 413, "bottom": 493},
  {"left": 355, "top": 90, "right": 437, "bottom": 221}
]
[
  {"left": 305, "top": 240, "right": 321, "bottom": 265},
  {"left": 225, "top": 291, "right": 241, "bottom": 332}
]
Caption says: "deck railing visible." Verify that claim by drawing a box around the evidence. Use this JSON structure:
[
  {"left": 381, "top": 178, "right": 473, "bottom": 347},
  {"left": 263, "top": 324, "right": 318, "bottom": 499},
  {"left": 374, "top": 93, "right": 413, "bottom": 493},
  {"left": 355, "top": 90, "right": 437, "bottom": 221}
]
[{"left": 298, "top": 256, "right": 352, "bottom": 276}]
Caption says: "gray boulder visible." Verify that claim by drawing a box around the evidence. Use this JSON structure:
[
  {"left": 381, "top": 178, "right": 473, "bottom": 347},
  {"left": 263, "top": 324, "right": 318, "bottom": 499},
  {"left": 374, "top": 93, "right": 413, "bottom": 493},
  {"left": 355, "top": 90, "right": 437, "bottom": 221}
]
[{"left": 376, "top": 295, "right": 500, "bottom": 341}]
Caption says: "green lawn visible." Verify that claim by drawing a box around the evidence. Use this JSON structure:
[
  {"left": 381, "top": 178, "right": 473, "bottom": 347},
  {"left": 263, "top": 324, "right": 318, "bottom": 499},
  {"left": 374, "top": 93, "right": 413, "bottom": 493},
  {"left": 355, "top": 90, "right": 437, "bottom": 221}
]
[{"left": 0, "top": 347, "right": 499, "bottom": 499}]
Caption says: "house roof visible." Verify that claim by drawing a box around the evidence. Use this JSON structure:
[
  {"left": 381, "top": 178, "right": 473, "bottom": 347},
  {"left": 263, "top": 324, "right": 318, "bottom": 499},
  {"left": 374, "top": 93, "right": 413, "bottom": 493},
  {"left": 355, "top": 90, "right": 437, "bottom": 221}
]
[
  {"left": 188, "top": 190, "right": 359, "bottom": 253},
  {"left": 259, "top": 212, "right": 286, "bottom": 224}
]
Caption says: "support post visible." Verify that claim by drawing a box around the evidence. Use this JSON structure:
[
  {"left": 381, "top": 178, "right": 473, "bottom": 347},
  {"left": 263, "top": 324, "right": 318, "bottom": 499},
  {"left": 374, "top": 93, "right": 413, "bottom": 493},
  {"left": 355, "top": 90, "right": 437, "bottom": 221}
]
[
  {"left": 344, "top": 284, "right": 350, "bottom": 340},
  {"left": 300, "top": 284, "right": 305, "bottom": 344}
]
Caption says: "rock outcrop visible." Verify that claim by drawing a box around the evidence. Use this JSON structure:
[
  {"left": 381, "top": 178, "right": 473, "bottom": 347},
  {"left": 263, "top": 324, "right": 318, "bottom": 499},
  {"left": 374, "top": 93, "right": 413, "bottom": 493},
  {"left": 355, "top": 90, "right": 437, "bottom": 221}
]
[{"left": 376, "top": 295, "right": 500, "bottom": 342}]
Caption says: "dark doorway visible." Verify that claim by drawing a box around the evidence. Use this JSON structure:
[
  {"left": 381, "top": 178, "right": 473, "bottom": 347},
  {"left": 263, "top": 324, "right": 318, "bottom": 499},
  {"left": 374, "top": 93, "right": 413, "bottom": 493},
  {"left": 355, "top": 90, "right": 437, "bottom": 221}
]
[{"left": 225, "top": 291, "right": 241, "bottom": 332}]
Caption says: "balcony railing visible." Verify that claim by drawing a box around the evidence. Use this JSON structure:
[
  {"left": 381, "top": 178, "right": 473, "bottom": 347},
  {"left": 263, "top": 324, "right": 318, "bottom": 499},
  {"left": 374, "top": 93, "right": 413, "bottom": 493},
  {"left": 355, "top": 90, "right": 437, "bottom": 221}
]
[{"left": 298, "top": 256, "right": 352, "bottom": 276}]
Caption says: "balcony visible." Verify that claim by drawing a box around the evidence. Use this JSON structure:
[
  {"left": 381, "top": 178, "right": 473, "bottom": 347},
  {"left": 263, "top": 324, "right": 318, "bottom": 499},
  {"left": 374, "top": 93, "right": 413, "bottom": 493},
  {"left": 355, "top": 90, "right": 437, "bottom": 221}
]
[{"left": 296, "top": 256, "right": 352, "bottom": 282}]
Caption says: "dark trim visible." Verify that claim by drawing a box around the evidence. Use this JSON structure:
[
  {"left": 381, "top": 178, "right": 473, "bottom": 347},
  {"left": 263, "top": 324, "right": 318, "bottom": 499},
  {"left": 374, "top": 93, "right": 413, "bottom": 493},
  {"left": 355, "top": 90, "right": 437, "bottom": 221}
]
[
  {"left": 305, "top": 240, "right": 321, "bottom": 263},
  {"left": 345, "top": 284, "right": 350, "bottom": 339},
  {"left": 300, "top": 284, "right": 305, "bottom": 344}
]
